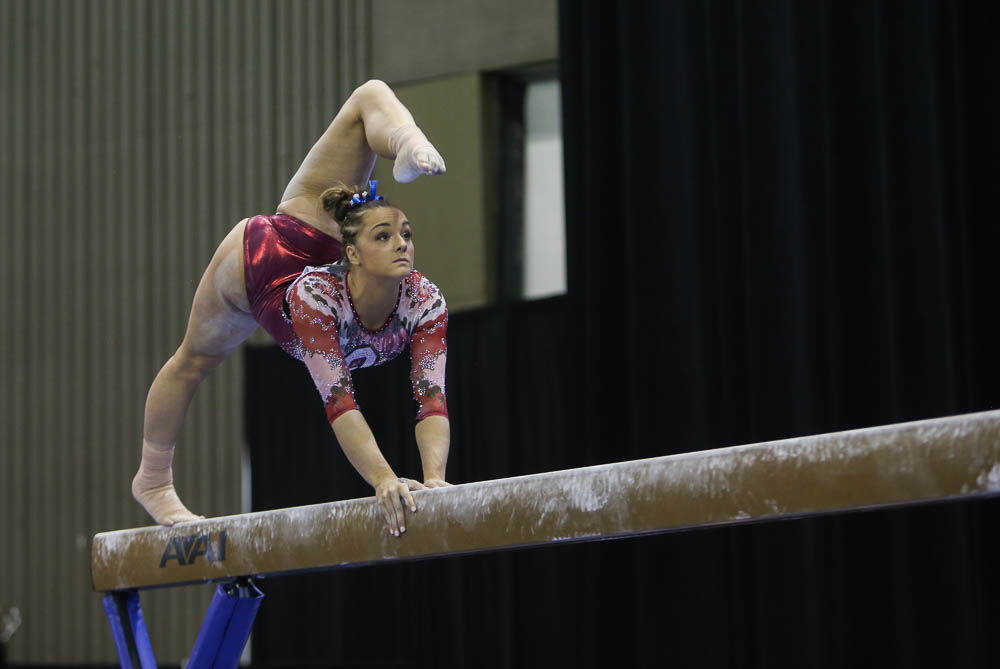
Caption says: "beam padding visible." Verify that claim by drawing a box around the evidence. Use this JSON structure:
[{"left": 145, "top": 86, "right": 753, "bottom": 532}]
[{"left": 92, "top": 410, "right": 1000, "bottom": 592}]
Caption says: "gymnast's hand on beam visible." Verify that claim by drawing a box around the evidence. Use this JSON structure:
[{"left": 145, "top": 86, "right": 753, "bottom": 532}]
[
  {"left": 374, "top": 476, "right": 425, "bottom": 537},
  {"left": 422, "top": 478, "right": 452, "bottom": 488}
]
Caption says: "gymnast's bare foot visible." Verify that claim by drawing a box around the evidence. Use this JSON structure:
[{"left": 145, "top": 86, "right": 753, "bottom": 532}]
[
  {"left": 132, "top": 442, "right": 204, "bottom": 526},
  {"left": 389, "top": 125, "right": 447, "bottom": 183}
]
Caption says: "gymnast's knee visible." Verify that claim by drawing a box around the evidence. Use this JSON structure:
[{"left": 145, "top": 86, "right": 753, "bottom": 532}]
[
  {"left": 350, "top": 79, "right": 392, "bottom": 105},
  {"left": 169, "top": 344, "right": 226, "bottom": 384}
]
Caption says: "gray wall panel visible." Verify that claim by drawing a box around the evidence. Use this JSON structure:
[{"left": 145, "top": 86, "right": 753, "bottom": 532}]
[
  {"left": 372, "top": 0, "right": 558, "bottom": 84},
  {"left": 0, "top": 0, "right": 370, "bottom": 662}
]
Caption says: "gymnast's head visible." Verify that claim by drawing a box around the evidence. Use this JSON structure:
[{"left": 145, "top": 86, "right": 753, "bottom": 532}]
[{"left": 320, "top": 181, "right": 413, "bottom": 277}]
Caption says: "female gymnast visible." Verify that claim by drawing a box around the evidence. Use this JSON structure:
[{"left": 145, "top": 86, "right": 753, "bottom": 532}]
[{"left": 131, "top": 80, "right": 450, "bottom": 537}]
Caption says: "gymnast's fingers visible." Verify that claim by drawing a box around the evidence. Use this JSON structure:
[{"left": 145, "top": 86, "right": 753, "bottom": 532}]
[
  {"left": 377, "top": 494, "right": 396, "bottom": 535},
  {"left": 402, "top": 477, "right": 426, "bottom": 492},
  {"left": 388, "top": 485, "right": 406, "bottom": 534},
  {"left": 375, "top": 485, "right": 400, "bottom": 536},
  {"left": 401, "top": 485, "right": 418, "bottom": 513}
]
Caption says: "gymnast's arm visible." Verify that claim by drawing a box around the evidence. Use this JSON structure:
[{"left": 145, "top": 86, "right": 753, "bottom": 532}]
[
  {"left": 416, "top": 416, "right": 451, "bottom": 488},
  {"left": 287, "top": 273, "right": 418, "bottom": 537},
  {"left": 332, "top": 409, "right": 421, "bottom": 536},
  {"left": 409, "top": 295, "right": 451, "bottom": 488}
]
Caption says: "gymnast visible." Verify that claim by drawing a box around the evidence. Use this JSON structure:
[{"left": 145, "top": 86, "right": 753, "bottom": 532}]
[{"left": 132, "top": 80, "right": 450, "bottom": 537}]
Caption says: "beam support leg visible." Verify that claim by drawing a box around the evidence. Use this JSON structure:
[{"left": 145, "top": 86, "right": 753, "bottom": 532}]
[
  {"left": 188, "top": 578, "right": 264, "bottom": 669},
  {"left": 102, "top": 590, "right": 157, "bottom": 669}
]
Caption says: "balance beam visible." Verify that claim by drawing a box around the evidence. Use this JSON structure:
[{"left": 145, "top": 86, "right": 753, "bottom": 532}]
[{"left": 92, "top": 410, "right": 1000, "bottom": 592}]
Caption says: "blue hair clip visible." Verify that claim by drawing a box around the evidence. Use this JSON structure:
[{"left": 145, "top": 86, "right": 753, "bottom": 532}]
[{"left": 348, "top": 180, "right": 386, "bottom": 209}]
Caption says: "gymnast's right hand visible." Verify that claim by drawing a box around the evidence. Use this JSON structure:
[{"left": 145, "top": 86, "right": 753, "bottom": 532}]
[{"left": 373, "top": 475, "right": 424, "bottom": 537}]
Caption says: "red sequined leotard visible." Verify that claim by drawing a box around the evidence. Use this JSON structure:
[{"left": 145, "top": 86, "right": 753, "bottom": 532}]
[
  {"left": 284, "top": 262, "right": 449, "bottom": 424},
  {"left": 243, "top": 213, "right": 343, "bottom": 354}
]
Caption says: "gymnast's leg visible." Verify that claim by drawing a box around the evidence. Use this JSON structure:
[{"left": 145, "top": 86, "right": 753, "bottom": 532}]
[
  {"left": 132, "top": 220, "right": 258, "bottom": 526},
  {"left": 279, "top": 79, "right": 446, "bottom": 207}
]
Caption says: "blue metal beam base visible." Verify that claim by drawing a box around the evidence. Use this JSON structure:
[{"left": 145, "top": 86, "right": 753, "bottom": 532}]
[
  {"left": 187, "top": 578, "right": 264, "bottom": 669},
  {"left": 102, "top": 591, "right": 157, "bottom": 669}
]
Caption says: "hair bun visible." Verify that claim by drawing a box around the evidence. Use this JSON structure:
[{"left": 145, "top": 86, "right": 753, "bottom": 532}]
[{"left": 320, "top": 182, "right": 363, "bottom": 222}]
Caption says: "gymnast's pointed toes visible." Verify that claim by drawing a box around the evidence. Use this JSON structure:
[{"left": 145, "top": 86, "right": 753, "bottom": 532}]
[
  {"left": 394, "top": 144, "right": 446, "bottom": 183},
  {"left": 417, "top": 152, "right": 446, "bottom": 175},
  {"left": 422, "top": 162, "right": 447, "bottom": 176}
]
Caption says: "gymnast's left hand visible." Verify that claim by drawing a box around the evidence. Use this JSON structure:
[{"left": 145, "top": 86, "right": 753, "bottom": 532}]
[{"left": 422, "top": 478, "right": 452, "bottom": 488}]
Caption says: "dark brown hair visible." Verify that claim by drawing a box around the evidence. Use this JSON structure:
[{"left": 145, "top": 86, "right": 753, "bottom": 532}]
[{"left": 319, "top": 182, "right": 395, "bottom": 264}]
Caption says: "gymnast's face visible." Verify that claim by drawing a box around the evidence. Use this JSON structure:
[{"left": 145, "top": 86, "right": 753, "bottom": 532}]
[{"left": 347, "top": 207, "right": 414, "bottom": 279}]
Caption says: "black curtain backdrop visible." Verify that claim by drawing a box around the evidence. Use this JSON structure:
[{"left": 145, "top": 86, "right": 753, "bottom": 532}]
[{"left": 246, "top": 1, "right": 999, "bottom": 667}]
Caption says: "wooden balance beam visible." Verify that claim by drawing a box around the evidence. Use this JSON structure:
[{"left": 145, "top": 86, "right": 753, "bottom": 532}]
[{"left": 92, "top": 410, "right": 1000, "bottom": 592}]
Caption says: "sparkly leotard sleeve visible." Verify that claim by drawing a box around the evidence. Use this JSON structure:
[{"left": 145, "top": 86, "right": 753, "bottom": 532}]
[{"left": 285, "top": 263, "right": 448, "bottom": 424}]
